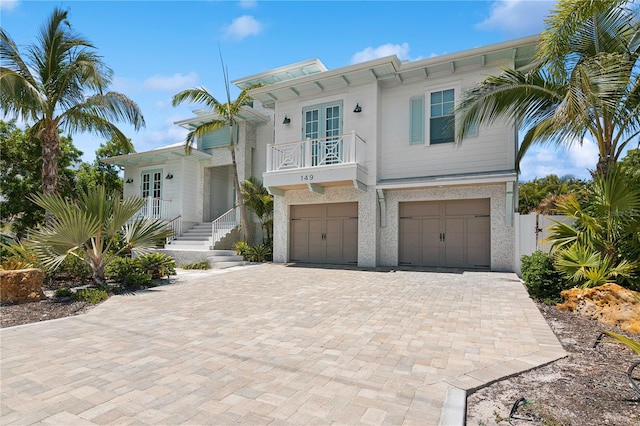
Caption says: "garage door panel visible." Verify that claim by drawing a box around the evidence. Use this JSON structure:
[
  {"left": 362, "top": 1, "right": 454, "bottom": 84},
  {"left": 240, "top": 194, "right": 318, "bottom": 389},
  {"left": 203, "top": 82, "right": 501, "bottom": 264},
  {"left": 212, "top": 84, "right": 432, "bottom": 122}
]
[
  {"left": 327, "top": 202, "right": 358, "bottom": 218},
  {"left": 399, "top": 218, "right": 421, "bottom": 265},
  {"left": 421, "top": 217, "right": 441, "bottom": 265},
  {"left": 467, "top": 216, "right": 490, "bottom": 267},
  {"left": 445, "top": 199, "right": 489, "bottom": 216},
  {"left": 399, "top": 200, "right": 490, "bottom": 269},
  {"left": 290, "top": 203, "right": 357, "bottom": 264},
  {"left": 401, "top": 201, "right": 440, "bottom": 217},
  {"left": 292, "top": 205, "right": 323, "bottom": 219}
]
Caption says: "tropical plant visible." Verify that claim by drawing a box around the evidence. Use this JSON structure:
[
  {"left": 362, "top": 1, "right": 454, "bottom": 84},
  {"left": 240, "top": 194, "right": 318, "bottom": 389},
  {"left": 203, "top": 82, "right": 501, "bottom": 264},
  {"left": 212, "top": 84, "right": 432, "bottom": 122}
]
[
  {"left": 518, "top": 174, "right": 588, "bottom": 214},
  {"left": 457, "top": 0, "right": 640, "bottom": 176},
  {"left": 171, "top": 58, "right": 260, "bottom": 242},
  {"left": 27, "top": 185, "right": 172, "bottom": 285},
  {"left": 76, "top": 137, "right": 135, "bottom": 194},
  {"left": 0, "top": 120, "right": 83, "bottom": 236},
  {"left": 0, "top": 8, "right": 144, "bottom": 194},
  {"left": 602, "top": 330, "right": 640, "bottom": 355},
  {"left": 241, "top": 177, "right": 274, "bottom": 245},
  {"left": 520, "top": 251, "right": 568, "bottom": 302},
  {"left": 246, "top": 244, "right": 272, "bottom": 262},
  {"left": 547, "top": 168, "right": 640, "bottom": 288},
  {"left": 180, "top": 260, "right": 210, "bottom": 270},
  {"left": 137, "top": 253, "right": 176, "bottom": 279}
]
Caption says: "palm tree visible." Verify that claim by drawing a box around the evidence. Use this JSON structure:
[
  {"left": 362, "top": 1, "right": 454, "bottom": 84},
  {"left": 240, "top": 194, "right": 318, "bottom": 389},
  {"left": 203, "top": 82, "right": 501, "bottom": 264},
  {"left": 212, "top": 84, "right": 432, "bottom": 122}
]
[
  {"left": 28, "top": 186, "right": 172, "bottom": 285},
  {"left": 0, "top": 8, "right": 144, "bottom": 194},
  {"left": 241, "top": 177, "right": 274, "bottom": 245},
  {"left": 172, "top": 69, "right": 260, "bottom": 242},
  {"left": 456, "top": 0, "right": 640, "bottom": 176},
  {"left": 547, "top": 168, "right": 640, "bottom": 288}
]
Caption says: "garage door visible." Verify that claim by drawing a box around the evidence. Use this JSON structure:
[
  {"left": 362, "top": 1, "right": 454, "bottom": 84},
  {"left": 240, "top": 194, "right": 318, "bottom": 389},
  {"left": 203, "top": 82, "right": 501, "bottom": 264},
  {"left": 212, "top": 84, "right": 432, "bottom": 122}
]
[
  {"left": 399, "top": 199, "right": 490, "bottom": 268},
  {"left": 290, "top": 203, "right": 358, "bottom": 264}
]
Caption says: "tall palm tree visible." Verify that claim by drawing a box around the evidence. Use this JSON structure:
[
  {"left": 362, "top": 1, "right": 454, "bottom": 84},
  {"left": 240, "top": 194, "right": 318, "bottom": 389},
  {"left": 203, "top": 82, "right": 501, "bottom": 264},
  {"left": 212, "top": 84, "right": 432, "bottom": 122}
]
[
  {"left": 0, "top": 8, "right": 145, "bottom": 194},
  {"left": 172, "top": 68, "right": 260, "bottom": 242},
  {"left": 457, "top": 0, "right": 640, "bottom": 176}
]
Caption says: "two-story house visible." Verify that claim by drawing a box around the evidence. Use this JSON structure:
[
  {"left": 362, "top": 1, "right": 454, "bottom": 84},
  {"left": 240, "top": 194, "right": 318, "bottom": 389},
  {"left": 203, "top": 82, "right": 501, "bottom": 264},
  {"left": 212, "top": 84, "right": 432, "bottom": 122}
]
[
  {"left": 105, "top": 35, "right": 538, "bottom": 271},
  {"left": 241, "top": 35, "right": 537, "bottom": 271}
]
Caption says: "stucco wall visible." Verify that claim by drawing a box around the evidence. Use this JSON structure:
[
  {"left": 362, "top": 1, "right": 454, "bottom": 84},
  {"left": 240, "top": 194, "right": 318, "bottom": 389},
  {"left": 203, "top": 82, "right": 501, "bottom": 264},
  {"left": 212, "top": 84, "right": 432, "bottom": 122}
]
[
  {"left": 273, "top": 186, "right": 377, "bottom": 267},
  {"left": 379, "top": 183, "right": 514, "bottom": 271}
]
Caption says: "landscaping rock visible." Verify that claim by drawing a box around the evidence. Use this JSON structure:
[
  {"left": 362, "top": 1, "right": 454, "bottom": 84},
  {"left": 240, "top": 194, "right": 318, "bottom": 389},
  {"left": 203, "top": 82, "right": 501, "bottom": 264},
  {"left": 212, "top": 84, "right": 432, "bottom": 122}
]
[
  {"left": 0, "top": 269, "right": 46, "bottom": 303},
  {"left": 557, "top": 283, "right": 640, "bottom": 334}
]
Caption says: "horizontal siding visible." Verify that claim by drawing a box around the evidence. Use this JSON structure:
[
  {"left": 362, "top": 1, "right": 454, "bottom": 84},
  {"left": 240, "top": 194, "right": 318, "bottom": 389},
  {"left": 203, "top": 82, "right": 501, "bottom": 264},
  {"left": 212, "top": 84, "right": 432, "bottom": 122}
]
[{"left": 379, "top": 69, "right": 515, "bottom": 181}]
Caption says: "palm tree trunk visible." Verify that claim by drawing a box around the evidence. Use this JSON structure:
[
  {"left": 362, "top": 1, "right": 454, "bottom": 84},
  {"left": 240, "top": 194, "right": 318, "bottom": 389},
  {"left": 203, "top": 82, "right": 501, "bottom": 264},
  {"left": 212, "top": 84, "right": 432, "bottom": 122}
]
[
  {"left": 230, "top": 143, "right": 252, "bottom": 243},
  {"left": 41, "top": 125, "right": 60, "bottom": 194}
]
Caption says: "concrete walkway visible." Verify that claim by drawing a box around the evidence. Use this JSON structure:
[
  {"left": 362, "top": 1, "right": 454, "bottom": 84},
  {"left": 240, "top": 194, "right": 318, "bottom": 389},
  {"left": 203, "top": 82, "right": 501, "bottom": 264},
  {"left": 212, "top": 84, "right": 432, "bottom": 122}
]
[{"left": 1, "top": 264, "right": 565, "bottom": 425}]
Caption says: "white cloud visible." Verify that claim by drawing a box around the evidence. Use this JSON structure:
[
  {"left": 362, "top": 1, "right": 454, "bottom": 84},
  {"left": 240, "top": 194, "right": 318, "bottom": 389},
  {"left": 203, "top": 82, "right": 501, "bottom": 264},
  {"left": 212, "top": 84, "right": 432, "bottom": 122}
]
[
  {"left": 475, "top": 0, "right": 554, "bottom": 36},
  {"left": 142, "top": 72, "right": 199, "bottom": 92},
  {"left": 224, "top": 15, "right": 263, "bottom": 41},
  {"left": 351, "top": 43, "right": 412, "bottom": 64},
  {"left": 519, "top": 142, "right": 597, "bottom": 182},
  {"left": 568, "top": 137, "right": 599, "bottom": 169},
  {"left": 0, "top": 0, "right": 19, "bottom": 11},
  {"left": 239, "top": 0, "right": 257, "bottom": 9}
]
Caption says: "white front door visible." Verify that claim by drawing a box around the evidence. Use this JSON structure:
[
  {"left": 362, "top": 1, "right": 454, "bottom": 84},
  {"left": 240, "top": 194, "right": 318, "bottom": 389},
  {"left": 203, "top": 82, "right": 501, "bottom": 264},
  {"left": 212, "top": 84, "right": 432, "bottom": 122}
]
[{"left": 141, "top": 169, "right": 162, "bottom": 218}]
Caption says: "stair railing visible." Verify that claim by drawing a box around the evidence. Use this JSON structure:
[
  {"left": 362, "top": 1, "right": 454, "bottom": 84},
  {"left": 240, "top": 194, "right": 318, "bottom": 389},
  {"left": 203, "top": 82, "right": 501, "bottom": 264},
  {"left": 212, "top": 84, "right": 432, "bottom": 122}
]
[
  {"left": 211, "top": 206, "right": 241, "bottom": 248},
  {"left": 165, "top": 215, "right": 182, "bottom": 245}
]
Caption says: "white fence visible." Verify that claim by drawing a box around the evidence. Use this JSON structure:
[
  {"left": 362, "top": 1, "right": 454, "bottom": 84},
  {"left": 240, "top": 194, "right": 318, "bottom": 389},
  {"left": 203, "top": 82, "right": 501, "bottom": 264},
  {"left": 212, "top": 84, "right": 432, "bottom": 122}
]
[{"left": 514, "top": 213, "right": 573, "bottom": 275}]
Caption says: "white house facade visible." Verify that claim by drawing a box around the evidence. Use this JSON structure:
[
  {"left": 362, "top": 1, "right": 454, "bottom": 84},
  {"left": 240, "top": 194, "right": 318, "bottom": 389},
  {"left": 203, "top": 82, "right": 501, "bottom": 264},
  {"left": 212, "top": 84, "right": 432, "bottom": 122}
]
[
  {"left": 105, "top": 35, "right": 538, "bottom": 272},
  {"left": 241, "top": 35, "right": 538, "bottom": 271}
]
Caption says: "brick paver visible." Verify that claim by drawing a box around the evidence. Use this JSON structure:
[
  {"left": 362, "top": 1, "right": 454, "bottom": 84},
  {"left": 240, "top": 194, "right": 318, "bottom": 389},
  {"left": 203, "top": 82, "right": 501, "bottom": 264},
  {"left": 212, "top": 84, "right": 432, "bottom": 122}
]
[{"left": 0, "top": 264, "right": 565, "bottom": 425}]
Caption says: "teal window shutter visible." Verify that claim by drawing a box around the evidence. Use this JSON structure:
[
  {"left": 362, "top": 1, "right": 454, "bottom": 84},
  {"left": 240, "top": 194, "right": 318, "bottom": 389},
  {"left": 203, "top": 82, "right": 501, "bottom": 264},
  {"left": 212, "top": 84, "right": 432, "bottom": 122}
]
[{"left": 410, "top": 96, "right": 424, "bottom": 145}]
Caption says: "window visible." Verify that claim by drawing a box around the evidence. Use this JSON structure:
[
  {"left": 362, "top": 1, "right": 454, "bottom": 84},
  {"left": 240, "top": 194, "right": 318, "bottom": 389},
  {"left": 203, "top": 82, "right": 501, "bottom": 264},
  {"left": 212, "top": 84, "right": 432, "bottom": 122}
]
[
  {"left": 302, "top": 101, "right": 343, "bottom": 166},
  {"left": 409, "top": 96, "right": 425, "bottom": 145},
  {"left": 430, "top": 89, "right": 455, "bottom": 144}
]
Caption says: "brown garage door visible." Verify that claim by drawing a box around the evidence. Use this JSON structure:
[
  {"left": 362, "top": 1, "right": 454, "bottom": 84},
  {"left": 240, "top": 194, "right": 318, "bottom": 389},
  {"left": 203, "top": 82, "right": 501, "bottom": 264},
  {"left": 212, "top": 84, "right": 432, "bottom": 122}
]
[
  {"left": 290, "top": 203, "right": 358, "bottom": 264},
  {"left": 399, "top": 199, "right": 490, "bottom": 268}
]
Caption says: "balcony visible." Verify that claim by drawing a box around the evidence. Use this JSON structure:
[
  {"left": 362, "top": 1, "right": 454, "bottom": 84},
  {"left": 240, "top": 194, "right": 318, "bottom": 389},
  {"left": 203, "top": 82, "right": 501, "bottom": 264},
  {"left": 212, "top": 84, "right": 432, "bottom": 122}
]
[
  {"left": 136, "top": 197, "right": 172, "bottom": 220},
  {"left": 264, "top": 131, "right": 368, "bottom": 194}
]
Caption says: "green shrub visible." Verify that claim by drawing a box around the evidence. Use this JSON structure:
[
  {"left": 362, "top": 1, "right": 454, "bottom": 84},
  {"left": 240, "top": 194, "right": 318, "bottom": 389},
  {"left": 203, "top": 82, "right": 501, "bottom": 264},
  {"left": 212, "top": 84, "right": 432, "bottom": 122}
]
[
  {"left": 247, "top": 244, "right": 271, "bottom": 262},
  {"left": 122, "top": 271, "right": 152, "bottom": 290},
  {"left": 105, "top": 256, "right": 152, "bottom": 289},
  {"left": 234, "top": 240, "right": 250, "bottom": 259},
  {"left": 73, "top": 288, "right": 108, "bottom": 304},
  {"left": 181, "top": 260, "right": 210, "bottom": 270},
  {"left": 137, "top": 253, "right": 176, "bottom": 279},
  {"left": 54, "top": 288, "right": 73, "bottom": 298},
  {"left": 521, "top": 251, "right": 567, "bottom": 302},
  {"left": 105, "top": 256, "right": 139, "bottom": 282},
  {"left": 57, "top": 255, "right": 92, "bottom": 281}
]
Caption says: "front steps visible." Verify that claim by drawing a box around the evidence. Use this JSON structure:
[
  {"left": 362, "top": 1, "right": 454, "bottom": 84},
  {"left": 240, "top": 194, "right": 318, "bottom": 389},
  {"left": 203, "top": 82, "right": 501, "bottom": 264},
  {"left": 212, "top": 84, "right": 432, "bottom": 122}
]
[
  {"left": 161, "top": 222, "right": 243, "bottom": 269},
  {"left": 158, "top": 249, "right": 244, "bottom": 269}
]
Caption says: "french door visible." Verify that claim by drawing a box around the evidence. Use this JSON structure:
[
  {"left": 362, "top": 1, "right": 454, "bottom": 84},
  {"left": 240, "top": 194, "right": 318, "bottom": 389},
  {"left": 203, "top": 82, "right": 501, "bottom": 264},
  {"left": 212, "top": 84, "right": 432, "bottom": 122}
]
[
  {"left": 141, "top": 169, "right": 162, "bottom": 218},
  {"left": 303, "top": 101, "right": 343, "bottom": 166}
]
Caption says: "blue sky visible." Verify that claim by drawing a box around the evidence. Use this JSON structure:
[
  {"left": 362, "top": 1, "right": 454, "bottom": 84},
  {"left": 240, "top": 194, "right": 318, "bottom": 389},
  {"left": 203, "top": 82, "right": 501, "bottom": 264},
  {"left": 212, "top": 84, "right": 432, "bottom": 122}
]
[{"left": 1, "top": 0, "right": 603, "bottom": 181}]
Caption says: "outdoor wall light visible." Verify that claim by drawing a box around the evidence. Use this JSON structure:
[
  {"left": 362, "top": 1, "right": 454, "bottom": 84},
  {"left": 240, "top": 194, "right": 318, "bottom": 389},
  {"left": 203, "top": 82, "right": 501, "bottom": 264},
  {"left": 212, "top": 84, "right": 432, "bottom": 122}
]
[
  {"left": 282, "top": 116, "right": 291, "bottom": 125},
  {"left": 353, "top": 103, "right": 362, "bottom": 113},
  {"left": 125, "top": 178, "right": 133, "bottom": 184},
  {"left": 165, "top": 173, "right": 174, "bottom": 180}
]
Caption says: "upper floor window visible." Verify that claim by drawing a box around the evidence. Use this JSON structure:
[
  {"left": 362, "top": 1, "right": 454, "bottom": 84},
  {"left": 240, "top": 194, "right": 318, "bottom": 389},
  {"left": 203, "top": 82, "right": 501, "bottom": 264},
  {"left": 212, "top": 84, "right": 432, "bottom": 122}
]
[{"left": 430, "top": 89, "right": 455, "bottom": 144}]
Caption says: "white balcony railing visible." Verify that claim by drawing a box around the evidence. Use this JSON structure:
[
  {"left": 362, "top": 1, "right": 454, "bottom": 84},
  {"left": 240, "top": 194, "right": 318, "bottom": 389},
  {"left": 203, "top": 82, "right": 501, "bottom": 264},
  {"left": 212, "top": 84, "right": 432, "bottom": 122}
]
[
  {"left": 267, "top": 131, "right": 366, "bottom": 172},
  {"left": 137, "top": 197, "right": 171, "bottom": 220}
]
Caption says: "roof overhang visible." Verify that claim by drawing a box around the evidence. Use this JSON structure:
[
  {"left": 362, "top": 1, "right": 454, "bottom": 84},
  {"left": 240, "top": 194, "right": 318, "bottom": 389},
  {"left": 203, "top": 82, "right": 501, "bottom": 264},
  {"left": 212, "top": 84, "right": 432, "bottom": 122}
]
[
  {"left": 101, "top": 144, "right": 212, "bottom": 167},
  {"left": 232, "top": 58, "right": 328, "bottom": 89},
  {"left": 248, "top": 34, "right": 540, "bottom": 108},
  {"left": 376, "top": 170, "right": 517, "bottom": 190},
  {"left": 174, "top": 105, "right": 270, "bottom": 130}
]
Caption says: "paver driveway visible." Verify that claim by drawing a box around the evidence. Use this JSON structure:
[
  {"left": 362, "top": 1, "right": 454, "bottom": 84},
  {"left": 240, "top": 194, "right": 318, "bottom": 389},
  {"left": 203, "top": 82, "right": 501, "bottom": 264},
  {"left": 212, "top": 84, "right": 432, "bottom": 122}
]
[{"left": 1, "top": 264, "right": 565, "bottom": 425}]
